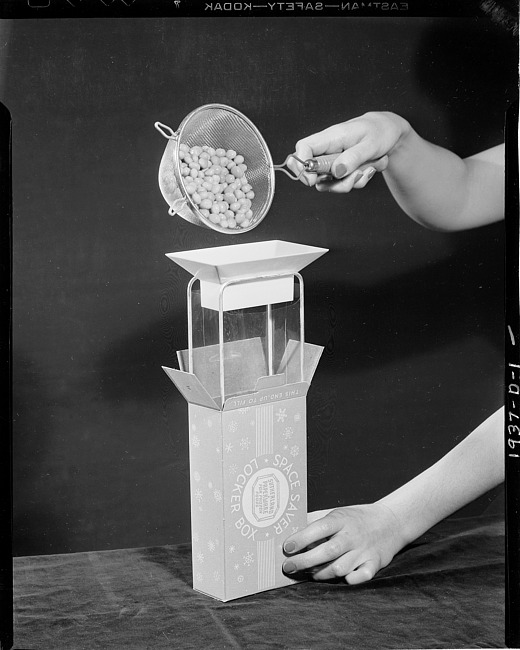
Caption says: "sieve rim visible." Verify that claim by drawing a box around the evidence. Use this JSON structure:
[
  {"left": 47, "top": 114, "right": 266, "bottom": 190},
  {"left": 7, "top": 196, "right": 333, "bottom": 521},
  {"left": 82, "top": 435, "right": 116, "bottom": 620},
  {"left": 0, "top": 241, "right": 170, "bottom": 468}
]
[{"left": 174, "top": 103, "right": 276, "bottom": 234}]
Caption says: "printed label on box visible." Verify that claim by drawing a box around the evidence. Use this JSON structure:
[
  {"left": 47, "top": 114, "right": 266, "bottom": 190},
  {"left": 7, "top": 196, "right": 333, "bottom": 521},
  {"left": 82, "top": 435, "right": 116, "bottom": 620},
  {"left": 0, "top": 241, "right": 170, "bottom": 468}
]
[{"left": 188, "top": 397, "right": 307, "bottom": 601}]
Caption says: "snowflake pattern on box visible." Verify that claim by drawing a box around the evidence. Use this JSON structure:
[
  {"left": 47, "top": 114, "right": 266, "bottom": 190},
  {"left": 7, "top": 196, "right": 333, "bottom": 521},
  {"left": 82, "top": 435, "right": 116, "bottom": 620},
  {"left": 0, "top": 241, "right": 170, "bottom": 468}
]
[
  {"left": 225, "top": 397, "right": 307, "bottom": 599},
  {"left": 243, "top": 551, "right": 255, "bottom": 566},
  {"left": 187, "top": 394, "right": 307, "bottom": 601}
]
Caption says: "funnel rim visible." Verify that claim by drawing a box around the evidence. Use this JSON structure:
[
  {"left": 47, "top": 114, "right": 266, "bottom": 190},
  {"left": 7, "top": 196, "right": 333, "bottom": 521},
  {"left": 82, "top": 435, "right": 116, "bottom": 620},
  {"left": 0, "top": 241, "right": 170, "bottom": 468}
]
[{"left": 165, "top": 240, "right": 329, "bottom": 284}]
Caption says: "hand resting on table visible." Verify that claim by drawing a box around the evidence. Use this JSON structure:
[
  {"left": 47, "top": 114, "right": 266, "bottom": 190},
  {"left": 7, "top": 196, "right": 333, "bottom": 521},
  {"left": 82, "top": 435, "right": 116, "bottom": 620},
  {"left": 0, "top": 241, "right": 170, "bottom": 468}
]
[{"left": 282, "top": 504, "right": 405, "bottom": 585}]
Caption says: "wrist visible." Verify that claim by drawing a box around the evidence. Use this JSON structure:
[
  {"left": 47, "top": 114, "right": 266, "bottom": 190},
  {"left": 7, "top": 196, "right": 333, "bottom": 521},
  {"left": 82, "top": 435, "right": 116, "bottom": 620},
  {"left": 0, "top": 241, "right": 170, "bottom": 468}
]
[
  {"left": 376, "top": 493, "right": 424, "bottom": 548},
  {"left": 383, "top": 112, "right": 413, "bottom": 157}
]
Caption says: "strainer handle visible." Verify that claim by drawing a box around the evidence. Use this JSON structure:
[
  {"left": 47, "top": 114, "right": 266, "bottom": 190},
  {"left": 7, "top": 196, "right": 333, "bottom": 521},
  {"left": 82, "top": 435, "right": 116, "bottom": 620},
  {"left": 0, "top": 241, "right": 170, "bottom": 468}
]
[
  {"left": 274, "top": 152, "right": 341, "bottom": 180},
  {"left": 305, "top": 153, "right": 340, "bottom": 174},
  {"left": 154, "top": 122, "right": 178, "bottom": 140}
]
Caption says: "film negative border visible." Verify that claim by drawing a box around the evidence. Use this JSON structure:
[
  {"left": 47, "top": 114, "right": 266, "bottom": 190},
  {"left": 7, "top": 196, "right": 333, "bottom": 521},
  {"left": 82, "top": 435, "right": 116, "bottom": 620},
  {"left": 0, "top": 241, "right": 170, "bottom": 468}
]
[{"left": 504, "top": 98, "right": 519, "bottom": 650}]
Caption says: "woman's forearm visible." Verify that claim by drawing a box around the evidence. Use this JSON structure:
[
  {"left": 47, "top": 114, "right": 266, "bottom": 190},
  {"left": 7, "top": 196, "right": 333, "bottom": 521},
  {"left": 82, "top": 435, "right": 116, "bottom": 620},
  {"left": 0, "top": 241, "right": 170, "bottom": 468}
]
[
  {"left": 378, "top": 407, "right": 504, "bottom": 546},
  {"left": 292, "top": 111, "right": 505, "bottom": 231},
  {"left": 383, "top": 123, "right": 504, "bottom": 231}
]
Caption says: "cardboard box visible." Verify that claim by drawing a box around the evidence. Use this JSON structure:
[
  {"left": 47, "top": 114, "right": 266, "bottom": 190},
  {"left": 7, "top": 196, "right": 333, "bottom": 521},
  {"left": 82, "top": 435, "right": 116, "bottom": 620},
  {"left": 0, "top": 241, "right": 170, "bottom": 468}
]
[{"left": 162, "top": 241, "right": 327, "bottom": 601}]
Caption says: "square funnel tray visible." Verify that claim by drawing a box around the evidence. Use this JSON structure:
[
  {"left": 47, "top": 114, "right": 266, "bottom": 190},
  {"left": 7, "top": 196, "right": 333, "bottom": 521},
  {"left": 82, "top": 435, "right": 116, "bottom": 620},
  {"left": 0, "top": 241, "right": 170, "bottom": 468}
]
[{"left": 166, "top": 240, "right": 328, "bottom": 284}]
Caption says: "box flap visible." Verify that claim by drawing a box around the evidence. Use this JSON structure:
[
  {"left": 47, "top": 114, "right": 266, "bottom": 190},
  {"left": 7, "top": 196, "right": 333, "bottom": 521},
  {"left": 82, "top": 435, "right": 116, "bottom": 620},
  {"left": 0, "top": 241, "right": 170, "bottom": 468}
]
[
  {"left": 162, "top": 366, "right": 220, "bottom": 410},
  {"left": 177, "top": 338, "right": 266, "bottom": 401},
  {"left": 277, "top": 340, "right": 324, "bottom": 385},
  {"left": 223, "top": 381, "right": 310, "bottom": 411},
  {"left": 254, "top": 373, "right": 287, "bottom": 391}
]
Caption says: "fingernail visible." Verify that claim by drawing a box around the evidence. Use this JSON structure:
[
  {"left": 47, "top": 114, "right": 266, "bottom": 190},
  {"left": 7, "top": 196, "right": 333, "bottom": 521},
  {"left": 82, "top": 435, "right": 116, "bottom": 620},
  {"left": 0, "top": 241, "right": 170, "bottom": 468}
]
[
  {"left": 284, "top": 541, "right": 296, "bottom": 553},
  {"left": 334, "top": 163, "right": 348, "bottom": 178},
  {"left": 364, "top": 167, "right": 376, "bottom": 181},
  {"left": 283, "top": 561, "right": 297, "bottom": 574}
]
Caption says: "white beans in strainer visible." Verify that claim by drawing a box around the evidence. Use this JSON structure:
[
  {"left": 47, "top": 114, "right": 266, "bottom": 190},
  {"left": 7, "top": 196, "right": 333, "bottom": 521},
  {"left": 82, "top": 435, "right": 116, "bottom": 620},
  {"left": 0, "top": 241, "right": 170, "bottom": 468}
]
[{"left": 178, "top": 144, "right": 255, "bottom": 230}]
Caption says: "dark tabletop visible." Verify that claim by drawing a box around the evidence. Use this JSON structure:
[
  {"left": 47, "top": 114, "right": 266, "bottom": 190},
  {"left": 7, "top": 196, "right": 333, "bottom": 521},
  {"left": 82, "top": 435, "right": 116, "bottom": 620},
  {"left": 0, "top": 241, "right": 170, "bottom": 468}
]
[{"left": 13, "top": 514, "right": 506, "bottom": 649}]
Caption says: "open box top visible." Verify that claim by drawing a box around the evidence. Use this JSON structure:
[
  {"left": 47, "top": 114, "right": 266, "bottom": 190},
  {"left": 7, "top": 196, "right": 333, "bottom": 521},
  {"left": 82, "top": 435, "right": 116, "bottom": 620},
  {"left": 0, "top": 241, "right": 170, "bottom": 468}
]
[
  {"left": 162, "top": 339, "right": 323, "bottom": 411},
  {"left": 163, "top": 240, "right": 327, "bottom": 407}
]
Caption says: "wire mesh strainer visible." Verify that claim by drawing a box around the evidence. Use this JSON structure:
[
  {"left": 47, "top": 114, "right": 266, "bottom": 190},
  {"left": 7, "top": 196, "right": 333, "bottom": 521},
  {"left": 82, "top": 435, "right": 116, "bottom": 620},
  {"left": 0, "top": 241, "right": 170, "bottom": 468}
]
[
  {"left": 155, "top": 103, "right": 341, "bottom": 234},
  {"left": 155, "top": 104, "right": 276, "bottom": 234}
]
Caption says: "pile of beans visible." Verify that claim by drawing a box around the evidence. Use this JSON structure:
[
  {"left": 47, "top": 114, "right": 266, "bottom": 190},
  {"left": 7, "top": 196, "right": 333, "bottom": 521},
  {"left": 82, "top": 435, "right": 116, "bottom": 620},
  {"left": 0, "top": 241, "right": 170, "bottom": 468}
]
[{"left": 178, "top": 144, "right": 255, "bottom": 230}]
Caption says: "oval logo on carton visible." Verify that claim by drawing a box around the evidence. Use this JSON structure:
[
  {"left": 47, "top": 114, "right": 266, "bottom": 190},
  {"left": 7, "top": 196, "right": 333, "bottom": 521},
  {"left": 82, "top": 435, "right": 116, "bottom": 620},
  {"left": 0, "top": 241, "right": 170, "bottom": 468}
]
[{"left": 241, "top": 468, "right": 289, "bottom": 528}]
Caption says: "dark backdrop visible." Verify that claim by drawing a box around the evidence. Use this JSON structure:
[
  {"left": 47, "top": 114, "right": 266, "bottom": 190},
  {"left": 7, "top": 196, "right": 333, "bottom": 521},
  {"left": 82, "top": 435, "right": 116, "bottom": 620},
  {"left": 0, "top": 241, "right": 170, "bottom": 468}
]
[{"left": 4, "top": 16, "right": 516, "bottom": 556}]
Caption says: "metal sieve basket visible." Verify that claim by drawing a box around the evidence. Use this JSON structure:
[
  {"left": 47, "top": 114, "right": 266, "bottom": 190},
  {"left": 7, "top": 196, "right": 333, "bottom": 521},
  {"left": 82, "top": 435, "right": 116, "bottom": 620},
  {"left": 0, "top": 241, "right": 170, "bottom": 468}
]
[{"left": 154, "top": 104, "right": 276, "bottom": 235}]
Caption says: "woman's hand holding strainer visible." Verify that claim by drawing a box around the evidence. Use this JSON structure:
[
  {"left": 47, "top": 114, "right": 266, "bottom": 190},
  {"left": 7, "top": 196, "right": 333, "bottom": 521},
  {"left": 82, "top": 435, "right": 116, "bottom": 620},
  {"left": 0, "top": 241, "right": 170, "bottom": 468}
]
[{"left": 288, "top": 111, "right": 410, "bottom": 192}]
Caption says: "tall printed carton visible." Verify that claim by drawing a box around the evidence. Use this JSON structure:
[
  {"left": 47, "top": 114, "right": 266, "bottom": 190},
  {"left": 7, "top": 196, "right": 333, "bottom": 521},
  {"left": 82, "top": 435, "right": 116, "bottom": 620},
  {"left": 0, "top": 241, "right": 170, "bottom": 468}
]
[{"left": 162, "top": 240, "right": 327, "bottom": 601}]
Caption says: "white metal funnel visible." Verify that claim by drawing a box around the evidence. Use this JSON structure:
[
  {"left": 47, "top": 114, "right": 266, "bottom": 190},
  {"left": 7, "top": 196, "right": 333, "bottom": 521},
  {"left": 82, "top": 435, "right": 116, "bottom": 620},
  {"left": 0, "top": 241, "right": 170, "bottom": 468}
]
[
  {"left": 166, "top": 240, "right": 328, "bottom": 311},
  {"left": 165, "top": 240, "right": 328, "bottom": 283}
]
